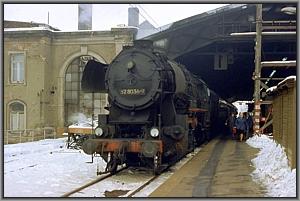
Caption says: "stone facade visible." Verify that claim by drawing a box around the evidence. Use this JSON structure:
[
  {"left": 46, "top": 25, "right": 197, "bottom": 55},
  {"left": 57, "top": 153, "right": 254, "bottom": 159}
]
[{"left": 4, "top": 27, "right": 135, "bottom": 139}]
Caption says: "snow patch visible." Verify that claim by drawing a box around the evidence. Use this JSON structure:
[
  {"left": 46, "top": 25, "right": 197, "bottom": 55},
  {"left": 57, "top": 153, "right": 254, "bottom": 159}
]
[
  {"left": 246, "top": 135, "right": 296, "bottom": 197},
  {"left": 266, "top": 86, "right": 277, "bottom": 93},
  {"left": 68, "top": 113, "right": 98, "bottom": 128},
  {"left": 4, "top": 138, "right": 105, "bottom": 197},
  {"left": 277, "top": 75, "right": 296, "bottom": 87}
]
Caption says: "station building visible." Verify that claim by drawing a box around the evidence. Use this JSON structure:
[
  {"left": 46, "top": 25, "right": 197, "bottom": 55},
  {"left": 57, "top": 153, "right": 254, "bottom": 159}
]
[{"left": 3, "top": 20, "right": 136, "bottom": 141}]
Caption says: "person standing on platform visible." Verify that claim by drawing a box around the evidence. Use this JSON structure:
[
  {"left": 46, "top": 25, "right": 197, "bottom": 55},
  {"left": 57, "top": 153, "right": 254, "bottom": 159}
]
[
  {"left": 244, "top": 112, "right": 249, "bottom": 140},
  {"left": 235, "top": 112, "right": 247, "bottom": 142},
  {"left": 226, "top": 112, "right": 236, "bottom": 139},
  {"left": 245, "top": 112, "right": 253, "bottom": 139}
]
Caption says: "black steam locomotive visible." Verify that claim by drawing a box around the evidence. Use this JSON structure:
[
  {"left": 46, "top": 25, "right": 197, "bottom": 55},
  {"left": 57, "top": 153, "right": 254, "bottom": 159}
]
[{"left": 81, "top": 40, "right": 236, "bottom": 174}]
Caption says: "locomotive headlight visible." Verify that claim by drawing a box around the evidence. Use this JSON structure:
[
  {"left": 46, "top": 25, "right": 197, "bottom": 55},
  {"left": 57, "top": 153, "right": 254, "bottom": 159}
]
[
  {"left": 127, "top": 60, "right": 135, "bottom": 70},
  {"left": 150, "top": 127, "right": 159, "bottom": 138},
  {"left": 95, "top": 127, "right": 104, "bottom": 137}
]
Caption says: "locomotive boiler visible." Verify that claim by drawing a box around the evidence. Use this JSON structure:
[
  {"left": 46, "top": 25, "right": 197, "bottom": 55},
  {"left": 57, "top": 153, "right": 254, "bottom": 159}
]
[{"left": 81, "top": 40, "right": 235, "bottom": 174}]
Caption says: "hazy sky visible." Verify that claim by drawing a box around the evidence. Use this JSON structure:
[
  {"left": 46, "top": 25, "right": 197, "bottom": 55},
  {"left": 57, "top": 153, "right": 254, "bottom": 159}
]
[{"left": 4, "top": 4, "right": 228, "bottom": 31}]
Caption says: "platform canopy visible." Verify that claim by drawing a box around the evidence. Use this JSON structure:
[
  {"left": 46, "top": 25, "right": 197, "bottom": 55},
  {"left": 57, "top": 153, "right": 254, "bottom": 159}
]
[{"left": 144, "top": 3, "right": 296, "bottom": 102}]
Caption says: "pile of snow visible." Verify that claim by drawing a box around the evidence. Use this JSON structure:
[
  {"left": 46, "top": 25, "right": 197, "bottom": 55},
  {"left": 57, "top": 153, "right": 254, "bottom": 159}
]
[
  {"left": 246, "top": 135, "right": 296, "bottom": 197},
  {"left": 68, "top": 113, "right": 98, "bottom": 128}
]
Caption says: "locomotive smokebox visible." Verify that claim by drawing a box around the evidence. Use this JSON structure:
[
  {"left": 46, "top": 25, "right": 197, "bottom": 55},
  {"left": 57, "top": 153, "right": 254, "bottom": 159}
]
[{"left": 105, "top": 40, "right": 167, "bottom": 111}]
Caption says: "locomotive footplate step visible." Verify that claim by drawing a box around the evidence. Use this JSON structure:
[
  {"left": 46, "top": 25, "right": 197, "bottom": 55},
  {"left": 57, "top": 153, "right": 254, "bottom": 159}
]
[{"left": 150, "top": 138, "right": 266, "bottom": 197}]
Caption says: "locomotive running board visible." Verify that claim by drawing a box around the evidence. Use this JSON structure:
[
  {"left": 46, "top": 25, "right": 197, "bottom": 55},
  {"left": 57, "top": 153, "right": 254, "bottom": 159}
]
[{"left": 82, "top": 139, "right": 163, "bottom": 156}]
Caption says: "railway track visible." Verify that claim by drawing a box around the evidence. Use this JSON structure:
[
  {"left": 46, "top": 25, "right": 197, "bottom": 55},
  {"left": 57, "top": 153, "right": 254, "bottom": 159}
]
[
  {"left": 127, "top": 174, "right": 159, "bottom": 197},
  {"left": 61, "top": 166, "right": 159, "bottom": 197},
  {"left": 61, "top": 148, "right": 202, "bottom": 197},
  {"left": 61, "top": 166, "right": 128, "bottom": 197}
]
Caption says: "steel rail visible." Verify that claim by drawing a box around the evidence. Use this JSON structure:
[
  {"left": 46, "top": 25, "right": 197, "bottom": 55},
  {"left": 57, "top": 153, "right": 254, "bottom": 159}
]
[
  {"left": 61, "top": 166, "right": 128, "bottom": 197},
  {"left": 127, "top": 175, "right": 159, "bottom": 197}
]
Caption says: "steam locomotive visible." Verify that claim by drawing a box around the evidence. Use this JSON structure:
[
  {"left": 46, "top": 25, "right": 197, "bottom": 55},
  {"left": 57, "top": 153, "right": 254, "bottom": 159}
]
[{"left": 81, "top": 40, "right": 236, "bottom": 174}]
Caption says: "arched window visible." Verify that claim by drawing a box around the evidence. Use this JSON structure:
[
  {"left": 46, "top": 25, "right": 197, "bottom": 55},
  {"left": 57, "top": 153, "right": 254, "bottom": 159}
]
[
  {"left": 8, "top": 101, "right": 26, "bottom": 131},
  {"left": 64, "top": 56, "right": 108, "bottom": 125}
]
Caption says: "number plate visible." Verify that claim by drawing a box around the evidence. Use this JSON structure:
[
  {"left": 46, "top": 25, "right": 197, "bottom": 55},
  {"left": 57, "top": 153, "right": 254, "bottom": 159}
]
[{"left": 120, "top": 88, "right": 146, "bottom": 95}]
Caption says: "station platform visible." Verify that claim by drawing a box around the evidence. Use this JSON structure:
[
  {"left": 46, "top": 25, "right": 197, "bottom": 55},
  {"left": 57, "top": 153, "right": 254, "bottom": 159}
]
[{"left": 150, "top": 137, "right": 266, "bottom": 197}]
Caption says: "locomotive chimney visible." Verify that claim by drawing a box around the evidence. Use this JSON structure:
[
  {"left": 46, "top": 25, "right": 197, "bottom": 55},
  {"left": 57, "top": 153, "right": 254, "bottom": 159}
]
[
  {"left": 78, "top": 4, "right": 92, "bottom": 30},
  {"left": 128, "top": 7, "right": 139, "bottom": 27}
]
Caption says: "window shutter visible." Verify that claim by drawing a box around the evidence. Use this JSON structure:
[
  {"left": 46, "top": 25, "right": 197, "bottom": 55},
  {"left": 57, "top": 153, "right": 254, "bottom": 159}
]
[
  {"left": 10, "top": 113, "right": 18, "bottom": 131},
  {"left": 19, "top": 113, "right": 25, "bottom": 130}
]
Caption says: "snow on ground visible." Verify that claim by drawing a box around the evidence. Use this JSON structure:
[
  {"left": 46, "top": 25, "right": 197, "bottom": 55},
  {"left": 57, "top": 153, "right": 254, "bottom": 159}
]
[
  {"left": 4, "top": 138, "right": 105, "bottom": 197},
  {"left": 246, "top": 135, "right": 296, "bottom": 197},
  {"left": 4, "top": 137, "right": 201, "bottom": 197},
  {"left": 4, "top": 135, "right": 296, "bottom": 197}
]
